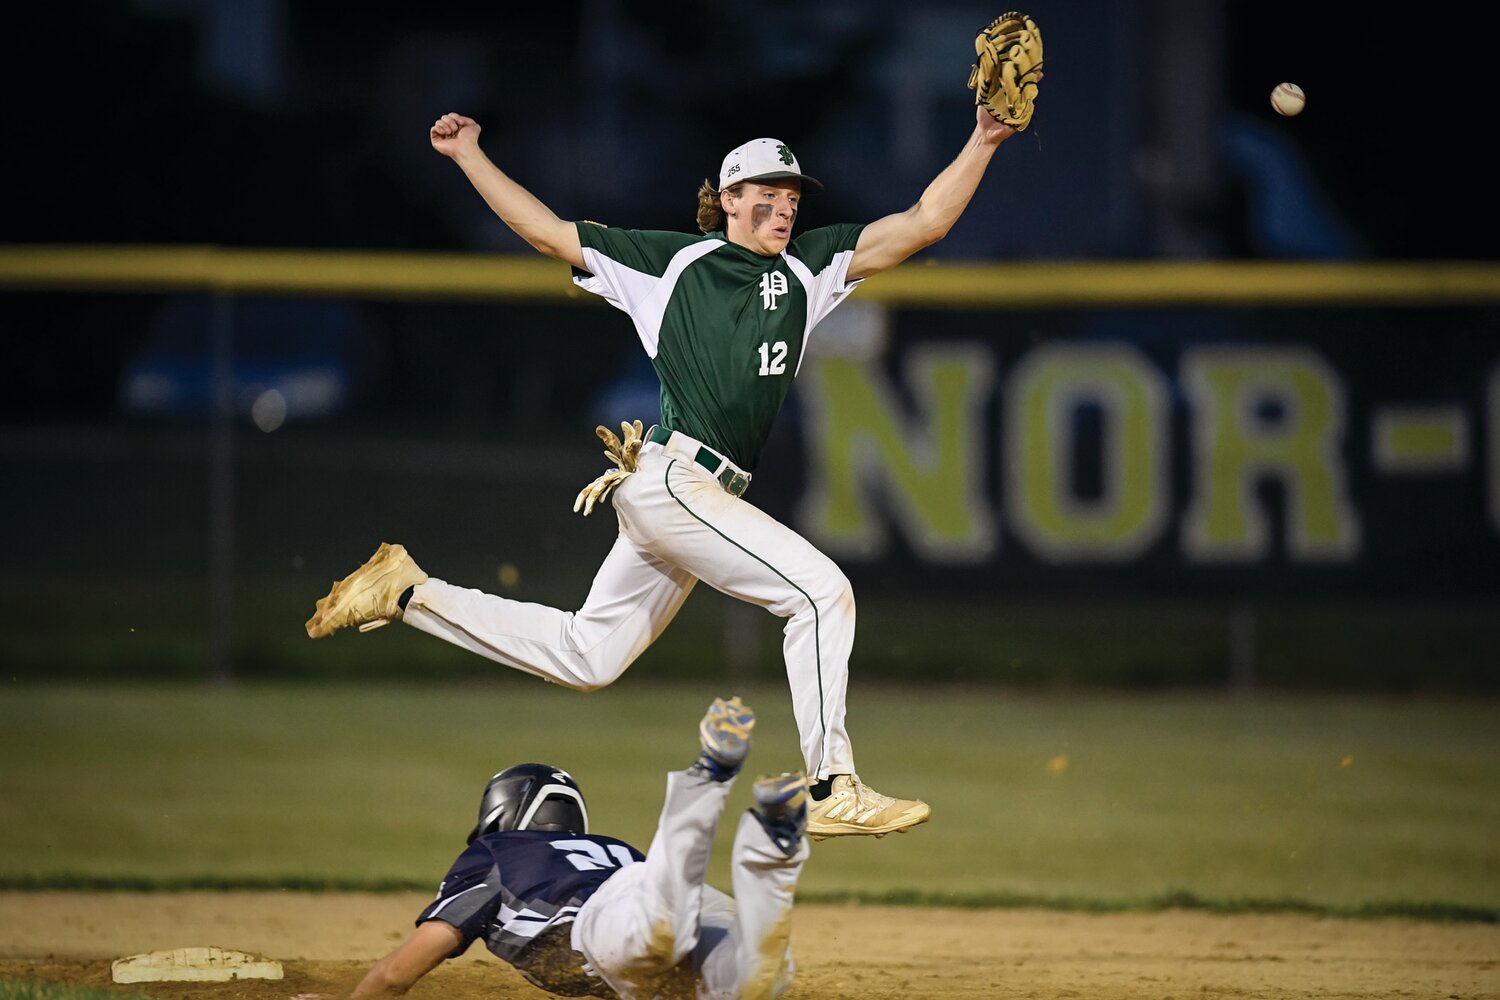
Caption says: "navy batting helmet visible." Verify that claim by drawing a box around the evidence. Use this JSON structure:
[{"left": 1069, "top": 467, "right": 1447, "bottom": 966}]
[{"left": 468, "top": 763, "right": 589, "bottom": 843}]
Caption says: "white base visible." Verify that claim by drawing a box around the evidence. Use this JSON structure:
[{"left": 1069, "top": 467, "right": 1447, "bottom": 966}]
[{"left": 111, "top": 946, "right": 284, "bottom": 983}]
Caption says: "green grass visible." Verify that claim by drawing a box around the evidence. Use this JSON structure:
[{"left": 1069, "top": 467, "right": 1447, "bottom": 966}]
[
  {"left": 5, "top": 576, "right": 1499, "bottom": 693},
  {"left": 0, "top": 981, "right": 148, "bottom": 1000},
  {"left": 2, "top": 682, "right": 1497, "bottom": 918}
]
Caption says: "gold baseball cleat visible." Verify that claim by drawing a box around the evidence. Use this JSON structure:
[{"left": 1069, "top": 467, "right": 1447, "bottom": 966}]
[
  {"left": 806, "top": 774, "right": 931, "bottom": 840},
  {"left": 305, "top": 542, "right": 428, "bottom": 638}
]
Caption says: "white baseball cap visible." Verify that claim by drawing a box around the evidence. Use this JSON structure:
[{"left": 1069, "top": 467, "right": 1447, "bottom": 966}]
[{"left": 718, "top": 138, "right": 824, "bottom": 192}]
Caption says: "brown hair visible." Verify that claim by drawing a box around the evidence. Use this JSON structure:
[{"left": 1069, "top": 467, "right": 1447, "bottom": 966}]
[{"left": 695, "top": 179, "right": 743, "bottom": 234}]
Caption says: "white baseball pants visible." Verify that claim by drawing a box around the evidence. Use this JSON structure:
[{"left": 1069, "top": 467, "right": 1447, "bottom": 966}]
[
  {"left": 570, "top": 768, "right": 808, "bottom": 1000},
  {"left": 402, "top": 435, "right": 856, "bottom": 779}
]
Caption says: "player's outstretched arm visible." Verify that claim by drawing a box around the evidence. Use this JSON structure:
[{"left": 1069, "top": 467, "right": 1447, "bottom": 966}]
[
  {"left": 430, "top": 112, "right": 585, "bottom": 268},
  {"left": 846, "top": 107, "right": 1014, "bottom": 280},
  {"left": 350, "top": 919, "right": 463, "bottom": 997}
]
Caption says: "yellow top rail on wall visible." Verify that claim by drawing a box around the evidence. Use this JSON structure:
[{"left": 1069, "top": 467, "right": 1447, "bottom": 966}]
[{"left": 3, "top": 245, "right": 1499, "bottom": 308}]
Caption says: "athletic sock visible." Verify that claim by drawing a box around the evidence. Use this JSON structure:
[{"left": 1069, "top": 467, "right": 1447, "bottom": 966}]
[
  {"left": 397, "top": 586, "right": 415, "bottom": 612},
  {"left": 810, "top": 775, "right": 846, "bottom": 801}
]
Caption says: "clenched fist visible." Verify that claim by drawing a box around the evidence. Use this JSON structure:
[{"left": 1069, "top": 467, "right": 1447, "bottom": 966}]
[{"left": 430, "top": 112, "right": 481, "bottom": 158}]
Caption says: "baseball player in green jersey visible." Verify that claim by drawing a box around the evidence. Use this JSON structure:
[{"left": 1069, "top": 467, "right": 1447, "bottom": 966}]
[{"left": 307, "top": 106, "right": 1018, "bottom": 839}]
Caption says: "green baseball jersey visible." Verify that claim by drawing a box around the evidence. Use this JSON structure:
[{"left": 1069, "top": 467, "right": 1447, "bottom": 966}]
[{"left": 573, "top": 221, "right": 866, "bottom": 471}]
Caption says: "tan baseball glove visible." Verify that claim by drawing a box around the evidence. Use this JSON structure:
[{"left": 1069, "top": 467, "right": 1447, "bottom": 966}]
[
  {"left": 573, "top": 419, "right": 644, "bottom": 516},
  {"left": 967, "top": 11, "right": 1044, "bottom": 130}
]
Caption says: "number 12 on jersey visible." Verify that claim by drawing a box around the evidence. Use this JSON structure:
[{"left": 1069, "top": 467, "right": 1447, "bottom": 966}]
[{"left": 758, "top": 341, "right": 788, "bottom": 376}]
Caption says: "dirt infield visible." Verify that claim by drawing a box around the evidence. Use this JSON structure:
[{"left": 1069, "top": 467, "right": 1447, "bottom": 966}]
[{"left": 1, "top": 892, "right": 1496, "bottom": 999}]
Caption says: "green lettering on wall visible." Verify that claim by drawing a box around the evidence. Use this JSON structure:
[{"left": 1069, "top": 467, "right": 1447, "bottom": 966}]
[
  {"left": 797, "top": 347, "right": 994, "bottom": 561},
  {"left": 1005, "top": 344, "right": 1169, "bottom": 561},
  {"left": 1182, "top": 347, "right": 1360, "bottom": 561}
]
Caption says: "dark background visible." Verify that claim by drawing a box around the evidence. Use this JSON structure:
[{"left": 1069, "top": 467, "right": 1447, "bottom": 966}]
[{"left": 4, "top": 0, "right": 1493, "bottom": 260}]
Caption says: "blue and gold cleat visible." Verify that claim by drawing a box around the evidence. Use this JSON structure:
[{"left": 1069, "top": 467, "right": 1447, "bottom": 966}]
[
  {"left": 752, "top": 771, "right": 809, "bottom": 856},
  {"left": 693, "top": 696, "right": 756, "bottom": 782}
]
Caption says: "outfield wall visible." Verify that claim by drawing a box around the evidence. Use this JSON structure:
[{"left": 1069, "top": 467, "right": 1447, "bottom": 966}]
[{"left": 4, "top": 248, "right": 1498, "bottom": 687}]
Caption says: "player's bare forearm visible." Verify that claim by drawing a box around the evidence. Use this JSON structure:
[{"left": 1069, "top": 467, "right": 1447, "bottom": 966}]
[
  {"left": 350, "top": 921, "right": 461, "bottom": 997},
  {"left": 430, "top": 113, "right": 583, "bottom": 267},
  {"left": 848, "top": 112, "right": 1013, "bottom": 279},
  {"left": 450, "top": 146, "right": 585, "bottom": 267},
  {"left": 914, "top": 117, "right": 1011, "bottom": 235}
]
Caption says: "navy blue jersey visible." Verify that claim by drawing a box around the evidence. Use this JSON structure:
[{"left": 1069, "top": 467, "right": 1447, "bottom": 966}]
[{"left": 417, "top": 830, "right": 645, "bottom": 997}]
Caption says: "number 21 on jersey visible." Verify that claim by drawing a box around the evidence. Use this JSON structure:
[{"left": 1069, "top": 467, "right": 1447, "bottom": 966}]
[
  {"left": 550, "top": 839, "right": 637, "bottom": 871},
  {"left": 757, "top": 341, "right": 788, "bottom": 377}
]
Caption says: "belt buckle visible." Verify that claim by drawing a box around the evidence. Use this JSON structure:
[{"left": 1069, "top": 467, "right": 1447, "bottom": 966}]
[{"left": 720, "top": 470, "right": 750, "bottom": 497}]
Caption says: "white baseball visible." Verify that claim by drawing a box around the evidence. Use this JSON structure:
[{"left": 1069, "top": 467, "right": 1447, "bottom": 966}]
[{"left": 1271, "top": 82, "right": 1306, "bottom": 116}]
